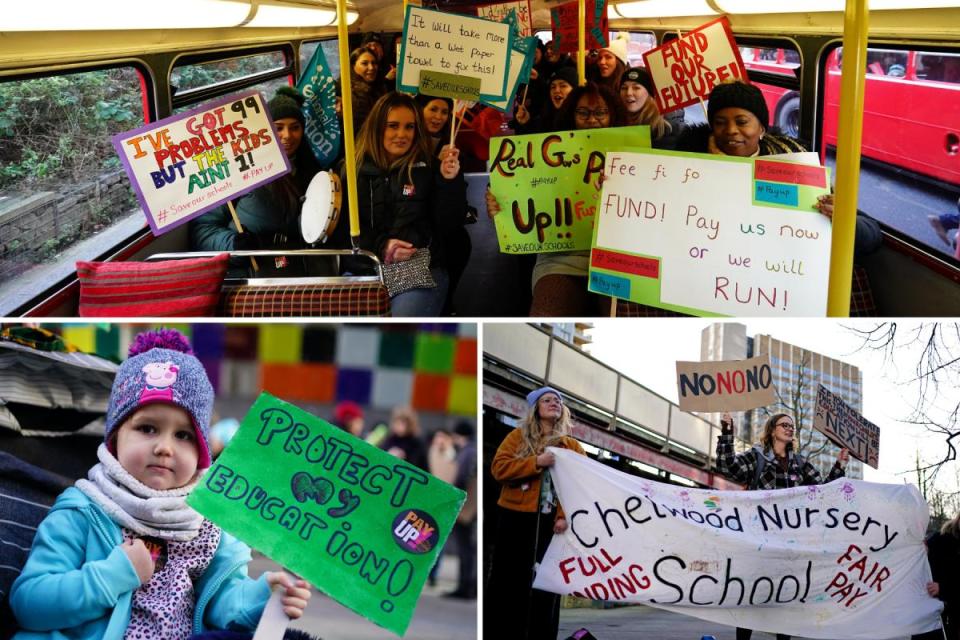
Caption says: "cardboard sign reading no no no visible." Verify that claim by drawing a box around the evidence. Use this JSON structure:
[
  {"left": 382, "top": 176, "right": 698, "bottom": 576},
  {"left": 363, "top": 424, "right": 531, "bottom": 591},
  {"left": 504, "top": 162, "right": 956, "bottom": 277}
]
[{"left": 676, "top": 355, "right": 776, "bottom": 412}]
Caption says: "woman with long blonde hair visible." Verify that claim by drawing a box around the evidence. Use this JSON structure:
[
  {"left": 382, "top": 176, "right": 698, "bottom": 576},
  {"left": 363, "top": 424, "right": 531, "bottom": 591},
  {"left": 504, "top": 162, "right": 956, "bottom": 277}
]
[
  {"left": 331, "top": 92, "right": 467, "bottom": 316},
  {"left": 488, "top": 387, "right": 585, "bottom": 640},
  {"left": 619, "top": 66, "right": 684, "bottom": 149}
]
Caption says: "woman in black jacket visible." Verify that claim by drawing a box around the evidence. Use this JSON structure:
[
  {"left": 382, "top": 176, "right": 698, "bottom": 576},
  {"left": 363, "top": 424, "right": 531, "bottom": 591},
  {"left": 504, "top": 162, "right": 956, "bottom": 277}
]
[
  {"left": 916, "top": 513, "right": 960, "bottom": 640},
  {"left": 332, "top": 92, "right": 466, "bottom": 317}
]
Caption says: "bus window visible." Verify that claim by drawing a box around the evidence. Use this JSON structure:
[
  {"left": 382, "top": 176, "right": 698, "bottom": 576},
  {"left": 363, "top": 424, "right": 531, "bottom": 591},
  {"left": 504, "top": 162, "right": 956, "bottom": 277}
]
[
  {"left": 822, "top": 45, "right": 960, "bottom": 260},
  {"left": 300, "top": 40, "right": 341, "bottom": 80},
  {"left": 0, "top": 67, "right": 146, "bottom": 315},
  {"left": 623, "top": 32, "right": 657, "bottom": 67},
  {"left": 734, "top": 45, "right": 802, "bottom": 136},
  {"left": 172, "top": 51, "right": 286, "bottom": 94}
]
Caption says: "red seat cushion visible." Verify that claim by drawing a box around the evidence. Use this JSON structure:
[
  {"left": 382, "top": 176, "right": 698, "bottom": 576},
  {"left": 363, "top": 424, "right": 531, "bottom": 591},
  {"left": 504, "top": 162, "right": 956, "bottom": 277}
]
[{"left": 76, "top": 254, "right": 229, "bottom": 317}]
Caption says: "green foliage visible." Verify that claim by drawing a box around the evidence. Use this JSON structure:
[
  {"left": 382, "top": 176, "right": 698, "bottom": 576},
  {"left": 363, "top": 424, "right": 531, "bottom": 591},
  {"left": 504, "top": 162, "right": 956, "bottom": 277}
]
[{"left": 0, "top": 68, "right": 142, "bottom": 190}]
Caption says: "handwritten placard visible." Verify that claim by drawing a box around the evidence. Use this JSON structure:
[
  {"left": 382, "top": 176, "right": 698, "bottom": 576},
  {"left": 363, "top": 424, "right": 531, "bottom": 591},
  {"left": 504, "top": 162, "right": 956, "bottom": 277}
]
[
  {"left": 676, "top": 355, "right": 775, "bottom": 412},
  {"left": 111, "top": 90, "right": 290, "bottom": 235},
  {"left": 550, "top": 0, "right": 608, "bottom": 53},
  {"left": 489, "top": 127, "right": 651, "bottom": 254},
  {"left": 298, "top": 44, "right": 342, "bottom": 168},
  {"left": 486, "top": 36, "right": 538, "bottom": 112},
  {"left": 588, "top": 149, "right": 832, "bottom": 316},
  {"left": 187, "top": 392, "right": 466, "bottom": 636},
  {"left": 477, "top": 1, "right": 533, "bottom": 37},
  {"left": 419, "top": 70, "right": 482, "bottom": 101},
  {"left": 398, "top": 5, "right": 512, "bottom": 104},
  {"left": 643, "top": 17, "right": 748, "bottom": 114},
  {"left": 814, "top": 384, "right": 880, "bottom": 469}
]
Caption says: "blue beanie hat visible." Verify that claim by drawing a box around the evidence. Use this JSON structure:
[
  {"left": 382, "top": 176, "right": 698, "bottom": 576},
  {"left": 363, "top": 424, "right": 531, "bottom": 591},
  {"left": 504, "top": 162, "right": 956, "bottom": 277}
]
[
  {"left": 105, "top": 329, "right": 214, "bottom": 469},
  {"left": 526, "top": 386, "right": 563, "bottom": 408}
]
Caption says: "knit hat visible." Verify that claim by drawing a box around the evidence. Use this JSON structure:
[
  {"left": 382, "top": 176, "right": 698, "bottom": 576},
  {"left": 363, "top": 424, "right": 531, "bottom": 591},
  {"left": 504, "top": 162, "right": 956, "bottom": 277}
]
[
  {"left": 549, "top": 66, "right": 579, "bottom": 89},
  {"left": 526, "top": 386, "right": 563, "bottom": 408},
  {"left": 268, "top": 86, "right": 306, "bottom": 126},
  {"left": 104, "top": 329, "right": 214, "bottom": 469},
  {"left": 603, "top": 33, "right": 630, "bottom": 66},
  {"left": 622, "top": 65, "right": 655, "bottom": 97},
  {"left": 334, "top": 400, "right": 364, "bottom": 427},
  {"left": 707, "top": 80, "right": 769, "bottom": 129}
]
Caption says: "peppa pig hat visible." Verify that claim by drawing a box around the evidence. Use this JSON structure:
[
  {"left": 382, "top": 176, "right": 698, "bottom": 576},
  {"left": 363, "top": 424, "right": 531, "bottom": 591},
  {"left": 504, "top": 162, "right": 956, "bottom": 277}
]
[{"left": 104, "top": 329, "right": 214, "bottom": 468}]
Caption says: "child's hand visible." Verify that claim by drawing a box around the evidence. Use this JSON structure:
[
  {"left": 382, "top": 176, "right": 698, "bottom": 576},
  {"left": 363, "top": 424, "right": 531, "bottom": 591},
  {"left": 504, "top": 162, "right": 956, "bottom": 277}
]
[
  {"left": 266, "top": 572, "right": 312, "bottom": 619},
  {"left": 122, "top": 539, "right": 155, "bottom": 584}
]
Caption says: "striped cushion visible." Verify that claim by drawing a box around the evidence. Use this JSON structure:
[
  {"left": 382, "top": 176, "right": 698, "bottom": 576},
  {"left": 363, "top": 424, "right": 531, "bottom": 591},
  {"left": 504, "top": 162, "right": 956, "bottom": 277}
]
[
  {"left": 218, "top": 282, "right": 391, "bottom": 317},
  {"left": 77, "top": 254, "right": 228, "bottom": 317}
]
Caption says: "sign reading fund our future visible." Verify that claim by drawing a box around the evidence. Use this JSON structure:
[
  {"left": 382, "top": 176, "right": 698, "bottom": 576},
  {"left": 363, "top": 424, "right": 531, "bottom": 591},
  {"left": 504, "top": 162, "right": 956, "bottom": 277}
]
[
  {"left": 187, "top": 393, "right": 466, "bottom": 636},
  {"left": 643, "top": 17, "right": 748, "bottom": 114},
  {"left": 533, "top": 449, "right": 942, "bottom": 639},
  {"left": 112, "top": 90, "right": 290, "bottom": 235},
  {"left": 398, "top": 5, "right": 513, "bottom": 105},
  {"left": 489, "top": 127, "right": 651, "bottom": 254},
  {"left": 588, "top": 149, "right": 832, "bottom": 317},
  {"left": 814, "top": 384, "right": 881, "bottom": 469},
  {"left": 676, "top": 355, "right": 775, "bottom": 412}
]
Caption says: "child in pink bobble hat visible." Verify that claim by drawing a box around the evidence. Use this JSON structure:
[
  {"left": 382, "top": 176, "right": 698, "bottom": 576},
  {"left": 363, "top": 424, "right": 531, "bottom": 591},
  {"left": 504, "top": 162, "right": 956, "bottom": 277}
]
[{"left": 10, "top": 329, "right": 311, "bottom": 640}]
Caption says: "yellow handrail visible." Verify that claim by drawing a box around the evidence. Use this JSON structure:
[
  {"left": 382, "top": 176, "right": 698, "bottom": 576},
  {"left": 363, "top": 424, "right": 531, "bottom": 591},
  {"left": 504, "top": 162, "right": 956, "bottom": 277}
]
[
  {"left": 578, "top": 0, "right": 586, "bottom": 85},
  {"left": 827, "top": 0, "right": 869, "bottom": 317},
  {"left": 336, "top": 0, "right": 360, "bottom": 240}
]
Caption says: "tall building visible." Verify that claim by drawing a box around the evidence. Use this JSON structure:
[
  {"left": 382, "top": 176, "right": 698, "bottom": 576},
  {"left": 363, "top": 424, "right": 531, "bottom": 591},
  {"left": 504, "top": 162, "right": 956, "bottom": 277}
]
[
  {"left": 701, "top": 323, "right": 864, "bottom": 480},
  {"left": 542, "top": 322, "right": 594, "bottom": 350}
]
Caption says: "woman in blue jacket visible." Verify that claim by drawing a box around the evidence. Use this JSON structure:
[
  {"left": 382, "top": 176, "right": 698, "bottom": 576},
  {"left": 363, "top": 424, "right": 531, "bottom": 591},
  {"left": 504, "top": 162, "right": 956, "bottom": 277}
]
[
  {"left": 9, "top": 329, "right": 310, "bottom": 640},
  {"left": 332, "top": 92, "right": 466, "bottom": 317}
]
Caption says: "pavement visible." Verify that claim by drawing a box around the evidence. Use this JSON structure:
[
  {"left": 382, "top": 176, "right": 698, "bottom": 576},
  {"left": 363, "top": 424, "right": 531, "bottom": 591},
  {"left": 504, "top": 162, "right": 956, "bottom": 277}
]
[
  {"left": 558, "top": 603, "right": 914, "bottom": 640},
  {"left": 249, "top": 551, "right": 476, "bottom": 640}
]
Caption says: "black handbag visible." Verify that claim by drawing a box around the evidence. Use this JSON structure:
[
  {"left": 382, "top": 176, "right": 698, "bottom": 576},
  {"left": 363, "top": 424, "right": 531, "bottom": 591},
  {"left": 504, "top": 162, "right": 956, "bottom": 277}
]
[{"left": 381, "top": 248, "right": 437, "bottom": 297}]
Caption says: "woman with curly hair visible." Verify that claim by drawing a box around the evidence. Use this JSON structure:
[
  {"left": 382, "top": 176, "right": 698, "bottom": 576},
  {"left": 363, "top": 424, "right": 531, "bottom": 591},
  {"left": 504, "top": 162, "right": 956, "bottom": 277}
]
[{"left": 487, "top": 387, "right": 586, "bottom": 640}]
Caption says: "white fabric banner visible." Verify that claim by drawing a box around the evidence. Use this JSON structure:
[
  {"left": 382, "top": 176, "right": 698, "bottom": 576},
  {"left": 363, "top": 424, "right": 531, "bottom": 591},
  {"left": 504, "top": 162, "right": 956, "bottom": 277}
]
[{"left": 533, "top": 448, "right": 942, "bottom": 639}]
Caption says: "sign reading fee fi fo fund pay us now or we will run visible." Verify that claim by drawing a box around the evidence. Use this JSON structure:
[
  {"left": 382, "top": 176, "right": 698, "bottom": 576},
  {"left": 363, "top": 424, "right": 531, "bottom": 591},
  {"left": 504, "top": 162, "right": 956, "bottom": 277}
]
[
  {"left": 112, "top": 89, "right": 290, "bottom": 235},
  {"left": 588, "top": 149, "right": 833, "bottom": 317},
  {"left": 187, "top": 392, "right": 467, "bottom": 636}
]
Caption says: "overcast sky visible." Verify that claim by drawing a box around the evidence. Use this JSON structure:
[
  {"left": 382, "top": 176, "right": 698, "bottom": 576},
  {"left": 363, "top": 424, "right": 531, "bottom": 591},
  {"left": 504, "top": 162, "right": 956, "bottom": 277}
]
[{"left": 585, "top": 319, "right": 959, "bottom": 495}]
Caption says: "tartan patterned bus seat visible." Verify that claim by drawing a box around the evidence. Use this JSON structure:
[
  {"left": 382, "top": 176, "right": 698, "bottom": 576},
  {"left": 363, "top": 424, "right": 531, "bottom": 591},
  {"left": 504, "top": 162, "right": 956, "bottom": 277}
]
[{"left": 218, "top": 281, "right": 390, "bottom": 317}]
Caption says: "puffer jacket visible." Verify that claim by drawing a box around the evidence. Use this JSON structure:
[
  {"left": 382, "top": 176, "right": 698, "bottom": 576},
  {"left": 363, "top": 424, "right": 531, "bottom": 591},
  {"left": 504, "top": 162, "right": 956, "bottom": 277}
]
[
  {"left": 10, "top": 488, "right": 270, "bottom": 640},
  {"left": 332, "top": 154, "right": 467, "bottom": 275}
]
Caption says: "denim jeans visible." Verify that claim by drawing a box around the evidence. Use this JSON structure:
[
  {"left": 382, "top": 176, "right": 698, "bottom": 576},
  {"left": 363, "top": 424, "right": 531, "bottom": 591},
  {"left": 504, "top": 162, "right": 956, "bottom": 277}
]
[{"left": 390, "top": 268, "right": 449, "bottom": 317}]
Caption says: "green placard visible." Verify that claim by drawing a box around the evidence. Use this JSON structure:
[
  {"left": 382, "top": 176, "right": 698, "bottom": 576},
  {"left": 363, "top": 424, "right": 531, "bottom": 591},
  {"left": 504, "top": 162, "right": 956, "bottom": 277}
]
[
  {"left": 488, "top": 126, "right": 651, "bottom": 254},
  {"left": 187, "top": 392, "right": 466, "bottom": 636},
  {"left": 419, "top": 70, "right": 481, "bottom": 102}
]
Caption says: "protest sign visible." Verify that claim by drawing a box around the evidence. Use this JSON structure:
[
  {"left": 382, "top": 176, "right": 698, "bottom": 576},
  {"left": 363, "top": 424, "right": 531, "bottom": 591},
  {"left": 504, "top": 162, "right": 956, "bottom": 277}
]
[
  {"left": 588, "top": 149, "right": 832, "bottom": 316},
  {"left": 398, "top": 5, "right": 512, "bottom": 104},
  {"left": 112, "top": 90, "right": 290, "bottom": 235},
  {"left": 814, "top": 384, "right": 881, "bottom": 469},
  {"left": 477, "top": 1, "right": 533, "bottom": 37},
  {"left": 643, "top": 17, "right": 748, "bottom": 114},
  {"left": 187, "top": 393, "right": 466, "bottom": 636},
  {"left": 419, "top": 70, "right": 482, "bottom": 102},
  {"left": 676, "top": 355, "right": 775, "bottom": 412},
  {"left": 532, "top": 449, "right": 941, "bottom": 639},
  {"left": 550, "top": 0, "right": 608, "bottom": 53},
  {"left": 298, "top": 44, "right": 342, "bottom": 168},
  {"left": 489, "top": 127, "right": 651, "bottom": 254},
  {"left": 485, "top": 36, "right": 538, "bottom": 112}
]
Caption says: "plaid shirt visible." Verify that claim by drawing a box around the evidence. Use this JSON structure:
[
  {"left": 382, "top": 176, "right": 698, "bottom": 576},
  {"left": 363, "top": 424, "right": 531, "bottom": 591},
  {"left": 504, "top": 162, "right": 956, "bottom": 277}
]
[{"left": 716, "top": 433, "right": 845, "bottom": 490}]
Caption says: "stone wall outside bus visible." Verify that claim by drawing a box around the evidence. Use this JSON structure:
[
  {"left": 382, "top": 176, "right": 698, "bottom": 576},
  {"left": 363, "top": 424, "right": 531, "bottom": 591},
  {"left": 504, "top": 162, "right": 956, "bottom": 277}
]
[{"left": 0, "top": 170, "right": 136, "bottom": 281}]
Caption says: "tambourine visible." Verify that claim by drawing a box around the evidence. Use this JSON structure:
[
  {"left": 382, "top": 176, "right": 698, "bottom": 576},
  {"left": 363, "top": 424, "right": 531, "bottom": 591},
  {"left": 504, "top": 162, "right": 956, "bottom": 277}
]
[{"left": 301, "top": 170, "right": 342, "bottom": 244}]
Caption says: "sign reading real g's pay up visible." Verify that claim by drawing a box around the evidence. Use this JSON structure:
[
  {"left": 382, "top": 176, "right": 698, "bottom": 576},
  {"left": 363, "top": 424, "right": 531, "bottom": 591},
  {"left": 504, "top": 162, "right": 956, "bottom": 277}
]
[{"left": 187, "top": 393, "right": 466, "bottom": 636}]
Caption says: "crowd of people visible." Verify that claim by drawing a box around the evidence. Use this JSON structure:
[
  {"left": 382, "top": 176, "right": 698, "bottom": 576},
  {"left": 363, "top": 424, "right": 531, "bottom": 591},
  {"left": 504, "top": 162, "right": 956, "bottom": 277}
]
[{"left": 187, "top": 31, "right": 880, "bottom": 317}]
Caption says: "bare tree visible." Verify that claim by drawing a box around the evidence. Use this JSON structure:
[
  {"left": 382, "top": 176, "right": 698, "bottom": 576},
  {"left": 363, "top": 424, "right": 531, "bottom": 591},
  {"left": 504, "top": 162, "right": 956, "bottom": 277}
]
[{"left": 848, "top": 322, "right": 960, "bottom": 482}]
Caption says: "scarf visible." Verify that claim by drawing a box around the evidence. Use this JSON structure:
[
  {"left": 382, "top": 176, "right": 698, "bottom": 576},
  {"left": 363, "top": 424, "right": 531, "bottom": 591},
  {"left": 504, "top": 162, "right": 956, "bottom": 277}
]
[{"left": 76, "top": 444, "right": 203, "bottom": 541}]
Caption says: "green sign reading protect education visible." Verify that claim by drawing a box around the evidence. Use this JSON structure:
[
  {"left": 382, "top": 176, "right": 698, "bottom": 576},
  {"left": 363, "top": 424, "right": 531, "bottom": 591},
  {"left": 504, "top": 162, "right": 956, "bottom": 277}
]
[
  {"left": 187, "top": 392, "right": 466, "bottom": 636},
  {"left": 488, "top": 126, "right": 651, "bottom": 254},
  {"left": 419, "top": 70, "right": 481, "bottom": 102}
]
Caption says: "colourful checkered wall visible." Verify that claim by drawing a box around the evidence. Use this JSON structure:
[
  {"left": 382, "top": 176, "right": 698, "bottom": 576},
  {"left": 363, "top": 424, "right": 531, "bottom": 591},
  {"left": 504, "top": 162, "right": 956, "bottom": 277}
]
[{"left": 55, "top": 324, "right": 477, "bottom": 417}]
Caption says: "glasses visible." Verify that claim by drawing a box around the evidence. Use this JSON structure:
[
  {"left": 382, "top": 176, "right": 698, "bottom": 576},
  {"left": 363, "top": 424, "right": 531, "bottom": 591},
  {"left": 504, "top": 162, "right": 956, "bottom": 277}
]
[
  {"left": 575, "top": 108, "right": 609, "bottom": 120},
  {"left": 775, "top": 422, "right": 795, "bottom": 430}
]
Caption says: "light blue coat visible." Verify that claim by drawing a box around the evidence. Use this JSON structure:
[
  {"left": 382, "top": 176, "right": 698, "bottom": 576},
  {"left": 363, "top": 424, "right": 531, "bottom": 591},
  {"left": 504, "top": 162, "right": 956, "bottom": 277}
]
[{"left": 10, "top": 487, "right": 270, "bottom": 640}]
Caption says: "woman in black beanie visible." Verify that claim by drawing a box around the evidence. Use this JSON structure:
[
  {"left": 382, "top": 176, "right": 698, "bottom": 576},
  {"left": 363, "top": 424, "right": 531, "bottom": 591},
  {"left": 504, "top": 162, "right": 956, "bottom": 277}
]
[{"left": 190, "top": 86, "right": 332, "bottom": 278}]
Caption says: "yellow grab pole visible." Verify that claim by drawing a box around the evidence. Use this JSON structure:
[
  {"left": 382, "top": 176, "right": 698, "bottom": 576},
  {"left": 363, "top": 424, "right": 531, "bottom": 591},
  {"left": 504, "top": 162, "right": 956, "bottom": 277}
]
[
  {"left": 827, "top": 0, "right": 868, "bottom": 317},
  {"left": 336, "top": 0, "right": 360, "bottom": 240},
  {"left": 578, "top": 0, "right": 586, "bottom": 85}
]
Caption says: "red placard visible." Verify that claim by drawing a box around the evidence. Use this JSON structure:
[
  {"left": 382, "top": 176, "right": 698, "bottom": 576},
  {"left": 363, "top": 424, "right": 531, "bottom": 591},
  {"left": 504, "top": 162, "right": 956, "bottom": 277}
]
[
  {"left": 591, "top": 248, "right": 660, "bottom": 279},
  {"left": 754, "top": 160, "right": 828, "bottom": 188},
  {"left": 550, "top": 0, "right": 608, "bottom": 53}
]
